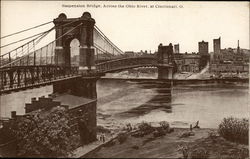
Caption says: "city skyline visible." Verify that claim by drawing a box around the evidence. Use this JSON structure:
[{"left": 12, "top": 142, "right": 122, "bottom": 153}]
[{"left": 1, "top": 1, "right": 249, "bottom": 54}]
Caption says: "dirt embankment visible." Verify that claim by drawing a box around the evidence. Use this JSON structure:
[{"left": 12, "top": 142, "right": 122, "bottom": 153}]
[{"left": 84, "top": 128, "right": 248, "bottom": 159}]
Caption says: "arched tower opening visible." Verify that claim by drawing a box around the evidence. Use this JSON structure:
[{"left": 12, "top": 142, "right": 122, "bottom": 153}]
[{"left": 70, "top": 38, "right": 80, "bottom": 66}]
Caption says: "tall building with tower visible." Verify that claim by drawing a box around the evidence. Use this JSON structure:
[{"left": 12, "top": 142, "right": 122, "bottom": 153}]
[
  {"left": 198, "top": 40, "right": 209, "bottom": 70},
  {"left": 198, "top": 40, "right": 209, "bottom": 54},
  {"left": 174, "top": 44, "right": 179, "bottom": 53},
  {"left": 212, "top": 37, "right": 221, "bottom": 63},
  {"left": 213, "top": 37, "right": 221, "bottom": 54}
]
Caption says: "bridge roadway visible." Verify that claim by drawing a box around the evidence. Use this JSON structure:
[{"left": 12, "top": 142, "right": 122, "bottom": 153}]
[
  {"left": 0, "top": 56, "right": 172, "bottom": 94},
  {"left": 96, "top": 56, "right": 171, "bottom": 73}
]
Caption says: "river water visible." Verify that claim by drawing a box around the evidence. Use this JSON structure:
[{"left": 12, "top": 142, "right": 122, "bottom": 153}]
[
  {"left": 96, "top": 79, "right": 249, "bottom": 129},
  {"left": 1, "top": 78, "right": 248, "bottom": 129}
]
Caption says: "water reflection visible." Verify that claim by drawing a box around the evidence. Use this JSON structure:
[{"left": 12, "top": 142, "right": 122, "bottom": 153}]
[{"left": 117, "top": 81, "right": 172, "bottom": 118}]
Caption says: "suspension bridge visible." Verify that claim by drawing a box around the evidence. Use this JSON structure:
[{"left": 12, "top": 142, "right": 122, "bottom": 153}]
[{"left": 0, "top": 12, "right": 175, "bottom": 94}]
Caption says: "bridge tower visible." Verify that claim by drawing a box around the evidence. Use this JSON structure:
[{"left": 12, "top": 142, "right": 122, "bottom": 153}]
[
  {"left": 157, "top": 43, "right": 174, "bottom": 79},
  {"left": 53, "top": 12, "right": 98, "bottom": 99},
  {"left": 53, "top": 12, "right": 96, "bottom": 73}
]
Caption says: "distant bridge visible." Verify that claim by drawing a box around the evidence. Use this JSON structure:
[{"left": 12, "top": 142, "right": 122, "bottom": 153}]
[{"left": 96, "top": 56, "right": 171, "bottom": 73}]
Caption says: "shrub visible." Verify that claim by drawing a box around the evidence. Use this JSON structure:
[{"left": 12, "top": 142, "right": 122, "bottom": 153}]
[
  {"left": 234, "top": 148, "right": 249, "bottom": 159},
  {"left": 218, "top": 117, "right": 249, "bottom": 145},
  {"left": 138, "top": 122, "right": 155, "bottom": 135},
  {"left": 168, "top": 127, "right": 174, "bottom": 133},
  {"left": 179, "top": 131, "right": 195, "bottom": 138},
  {"left": 190, "top": 147, "right": 209, "bottom": 159},
  {"left": 208, "top": 131, "right": 218, "bottom": 143},
  {"left": 131, "top": 145, "right": 139, "bottom": 150},
  {"left": 117, "top": 133, "right": 128, "bottom": 144},
  {"left": 178, "top": 145, "right": 189, "bottom": 159},
  {"left": 131, "top": 131, "right": 145, "bottom": 138},
  {"left": 153, "top": 127, "right": 166, "bottom": 137},
  {"left": 159, "top": 121, "right": 170, "bottom": 131},
  {"left": 0, "top": 123, "right": 16, "bottom": 144},
  {"left": 10, "top": 107, "right": 76, "bottom": 158}
]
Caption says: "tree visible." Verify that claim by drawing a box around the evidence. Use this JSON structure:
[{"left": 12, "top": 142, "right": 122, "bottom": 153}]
[{"left": 11, "top": 106, "right": 78, "bottom": 158}]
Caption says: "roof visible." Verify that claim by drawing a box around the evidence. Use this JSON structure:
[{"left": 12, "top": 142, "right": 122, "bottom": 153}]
[{"left": 53, "top": 94, "right": 96, "bottom": 110}]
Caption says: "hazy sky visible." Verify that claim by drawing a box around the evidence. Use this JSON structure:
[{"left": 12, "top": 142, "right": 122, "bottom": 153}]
[{"left": 1, "top": 1, "right": 249, "bottom": 54}]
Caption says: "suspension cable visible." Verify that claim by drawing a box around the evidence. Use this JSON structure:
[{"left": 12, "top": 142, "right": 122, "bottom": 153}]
[
  {"left": 94, "top": 43, "right": 113, "bottom": 56},
  {"left": 94, "top": 25, "right": 124, "bottom": 54},
  {"left": 0, "top": 29, "right": 54, "bottom": 49},
  {"left": 94, "top": 42, "right": 125, "bottom": 58},
  {"left": 94, "top": 29, "right": 122, "bottom": 55},
  {"left": 0, "top": 21, "right": 53, "bottom": 39},
  {"left": 0, "top": 22, "right": 83, "bottom": 68},
  {"left": 0, "top": 27, "right": 54, "bottom": 57},
  {"left": 1, "top": 19, "right": 77, "bottom": 57},
  {"left": 94, "top": 31, "right": 122, "bottom": 56}
]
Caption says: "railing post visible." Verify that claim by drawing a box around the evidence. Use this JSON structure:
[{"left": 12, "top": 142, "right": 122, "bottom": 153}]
[
  {"left": 8, "top": 52, "right": 11, "bottom": 67},
  {"left": 0, "top": 70, "right": 3, "bottom": 90},
  {"left": 27, "top": 55, "right": 29, "bottom": 66},
  {"left": 24, "top": 67, "right": 27, "bottom": 86},
  {"left": 8, "top": 70, "right": 13, "bottom": 89},
  {"left": 34, "top": 52, "right": 36, "bottom": 66},
  {"left": 40, "top": 48, "right": 42, "bottom": 65},
  {"left": 46, "top": 45, "right": 48, "bottom": 65},
  {"left": 36, "top": 66, "right": 40, "bottom": 82},
  {"left": 17, "top": 69, "right": 20, "bottom": 87}
]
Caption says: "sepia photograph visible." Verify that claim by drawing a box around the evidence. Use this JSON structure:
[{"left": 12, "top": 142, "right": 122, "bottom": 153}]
[{"left": 0, "top": 1, "right": 249, "bottom": 158}]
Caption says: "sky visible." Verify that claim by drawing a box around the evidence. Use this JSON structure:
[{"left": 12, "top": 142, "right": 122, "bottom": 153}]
[{"left": 1, "top": 1, "right": 249, "bottom": 54}]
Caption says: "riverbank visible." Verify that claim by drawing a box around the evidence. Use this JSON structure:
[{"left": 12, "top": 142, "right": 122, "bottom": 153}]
[
  {"left": 84, "top": 127, "right": 249, "bottom": 158},
  {"left": 101, "top": 76, "right": 249, "bottom": 83}
]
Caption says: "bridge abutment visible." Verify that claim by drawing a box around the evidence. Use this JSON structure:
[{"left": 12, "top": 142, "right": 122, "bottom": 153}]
[{"left": 53, "top": 77, "right": 98, "bottom": 99}]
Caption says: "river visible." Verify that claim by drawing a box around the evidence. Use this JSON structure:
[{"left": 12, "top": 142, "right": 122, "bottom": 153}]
[{"left": 0, "top": 78, "right": 248, "bottom": 129}]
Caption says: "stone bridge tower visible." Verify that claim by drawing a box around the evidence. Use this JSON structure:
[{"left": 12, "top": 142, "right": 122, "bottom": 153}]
[
  {"left": 52, "top": 13, "right": 98, "bottom": 99},
  {"left": 53, "top": 12, "right": 96, "bottom": 73}
]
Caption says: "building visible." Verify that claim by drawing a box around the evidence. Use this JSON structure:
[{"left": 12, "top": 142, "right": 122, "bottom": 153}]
[
  {"left": 173, "top": 52, "right": 201, "bottom": 73},
  {"left": 198, "top": 40, "right": 210, "bottom": 70},
  {"left": 210, "top": 39, "right": 249, "bottom": 74},
  {"left": 212, "top": 39, "right": 249, "bottom": 64},
  {"left": 210, "top": 63, "right": 249, "bottom": 73},
  {"left": 174, "top": 44, "right": 180, "bottom": 53},
  {"left": 199, "top": 40, "right": 209, "bottom": 55},
  {"left": 213, "top": 37, "right": 221, "bottom": 54}
]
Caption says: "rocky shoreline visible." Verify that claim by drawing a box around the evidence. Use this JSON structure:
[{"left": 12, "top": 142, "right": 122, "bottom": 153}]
[{"left": 84, "top": 122, "right": 248, "bottom": 159}]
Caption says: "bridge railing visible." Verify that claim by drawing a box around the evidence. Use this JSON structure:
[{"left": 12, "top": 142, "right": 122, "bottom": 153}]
[{"left": 0, "top": 65, "right": 79, "bottom": 93}]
